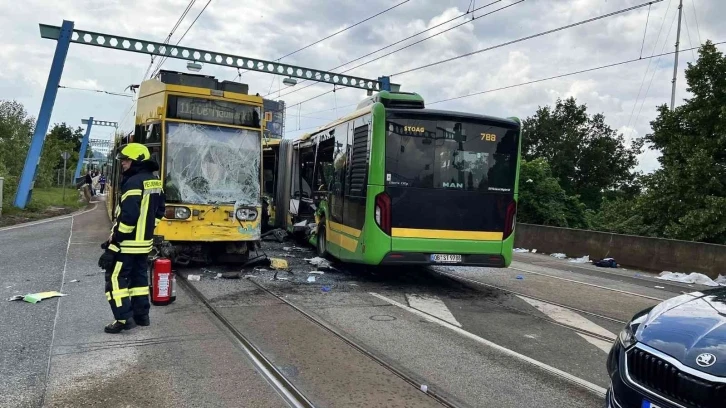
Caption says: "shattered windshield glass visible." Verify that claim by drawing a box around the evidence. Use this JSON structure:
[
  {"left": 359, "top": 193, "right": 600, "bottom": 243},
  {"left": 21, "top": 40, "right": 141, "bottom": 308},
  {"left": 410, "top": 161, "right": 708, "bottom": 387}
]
[{"left": 164, "top": 122, "right": 261, "bottom": 206}]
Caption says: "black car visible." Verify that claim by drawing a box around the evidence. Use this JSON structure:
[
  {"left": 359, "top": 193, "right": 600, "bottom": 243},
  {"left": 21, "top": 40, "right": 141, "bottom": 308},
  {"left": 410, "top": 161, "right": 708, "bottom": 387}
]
[{"left": 606, "top": 287, "right": 726, "bottom": 408}]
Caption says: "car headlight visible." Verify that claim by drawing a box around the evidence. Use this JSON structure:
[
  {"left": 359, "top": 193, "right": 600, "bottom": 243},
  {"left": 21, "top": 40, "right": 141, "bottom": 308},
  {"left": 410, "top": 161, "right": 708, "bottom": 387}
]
[
  {"left": 619, "top": 326, "right": 636, "bottom": 349},
  {"left": 236, "top": 208, "right": 258, "bottom": 221}
]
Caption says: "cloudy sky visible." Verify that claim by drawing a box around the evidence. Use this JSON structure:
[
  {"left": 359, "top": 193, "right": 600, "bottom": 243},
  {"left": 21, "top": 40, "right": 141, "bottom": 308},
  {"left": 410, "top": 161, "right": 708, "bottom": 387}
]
[{"left": 1, "top": 0, "right": 724, "bottom": 173}]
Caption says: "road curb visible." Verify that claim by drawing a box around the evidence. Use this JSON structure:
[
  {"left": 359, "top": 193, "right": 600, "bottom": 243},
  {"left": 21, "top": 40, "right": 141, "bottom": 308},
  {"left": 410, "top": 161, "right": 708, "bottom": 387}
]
[{"left": 0, "top": 202, "right": 99, "bottom": 232}]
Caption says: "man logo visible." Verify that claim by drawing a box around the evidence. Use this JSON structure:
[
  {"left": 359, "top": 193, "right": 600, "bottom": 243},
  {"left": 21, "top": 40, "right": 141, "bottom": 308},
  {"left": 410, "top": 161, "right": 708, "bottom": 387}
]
[{"left": 696, "top": 353, "right": 717, "bottom": 368}]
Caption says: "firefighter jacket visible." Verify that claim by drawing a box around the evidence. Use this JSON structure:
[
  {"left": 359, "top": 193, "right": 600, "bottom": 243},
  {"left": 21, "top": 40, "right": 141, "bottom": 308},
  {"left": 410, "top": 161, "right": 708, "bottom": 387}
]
[{"left": 109, "top": 161, "right": 165, "bottom": 255}]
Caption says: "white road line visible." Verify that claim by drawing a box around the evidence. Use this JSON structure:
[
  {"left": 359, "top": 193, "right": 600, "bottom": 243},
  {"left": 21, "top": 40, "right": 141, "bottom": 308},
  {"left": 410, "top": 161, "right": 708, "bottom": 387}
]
[
  {"left": 40, "top": 216, "right": 73, "bottom": 406},
  {"left": 516, "top": 296, "right": 616, "bottom": 340},
  {"left": 577, "top": 333, "right": 614, "bottom": 353},
  {"left": 406, "top": 294, "right": 462, "bottom": 327},
  {"left": 509, "top": 266, "right": 666, "bottom": 301},
  {"left": 0, "top": 203, "right": 97, "bottom": 232},
  {"left": 370, "top": 292, "right": 607, "bottom": 398}
]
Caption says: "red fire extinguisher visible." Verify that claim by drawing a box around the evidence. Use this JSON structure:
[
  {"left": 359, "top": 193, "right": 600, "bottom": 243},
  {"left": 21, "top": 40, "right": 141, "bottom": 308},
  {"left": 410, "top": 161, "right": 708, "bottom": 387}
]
[{"left": 151, "top": 258, "right": 176, "bottom": 306}]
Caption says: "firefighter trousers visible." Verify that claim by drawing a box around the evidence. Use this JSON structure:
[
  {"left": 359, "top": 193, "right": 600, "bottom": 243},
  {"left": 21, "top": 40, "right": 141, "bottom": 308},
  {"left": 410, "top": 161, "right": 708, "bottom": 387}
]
[{"left": 104, "top": 253, "right": 150, "bottom": 321}]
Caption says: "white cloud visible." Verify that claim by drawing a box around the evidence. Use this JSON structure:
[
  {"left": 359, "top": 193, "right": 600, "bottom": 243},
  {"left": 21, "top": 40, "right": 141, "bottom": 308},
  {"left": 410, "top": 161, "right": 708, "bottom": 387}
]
[{"left": 1, "top": 0, "right": 724, "bottom": 174}]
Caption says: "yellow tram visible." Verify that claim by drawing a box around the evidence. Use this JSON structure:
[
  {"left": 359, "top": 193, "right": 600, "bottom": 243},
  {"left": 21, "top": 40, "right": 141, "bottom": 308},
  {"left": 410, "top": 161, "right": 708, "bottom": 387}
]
[{"left": 108, "top": 70, "right": 266, "bottom": 264}]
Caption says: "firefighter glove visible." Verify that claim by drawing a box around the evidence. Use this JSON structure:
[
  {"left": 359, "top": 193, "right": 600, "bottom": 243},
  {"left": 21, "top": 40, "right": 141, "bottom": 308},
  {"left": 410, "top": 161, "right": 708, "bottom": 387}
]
[{"left": 98, "top": 250, "right": 116, "bottom": 271}]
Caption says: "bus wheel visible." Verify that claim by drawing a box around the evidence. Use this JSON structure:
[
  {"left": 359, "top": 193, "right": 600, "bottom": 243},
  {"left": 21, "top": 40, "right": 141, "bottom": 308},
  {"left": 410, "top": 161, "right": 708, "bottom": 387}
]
[{"left": 317, "top": 223, "right": 328, "bottom": 257}]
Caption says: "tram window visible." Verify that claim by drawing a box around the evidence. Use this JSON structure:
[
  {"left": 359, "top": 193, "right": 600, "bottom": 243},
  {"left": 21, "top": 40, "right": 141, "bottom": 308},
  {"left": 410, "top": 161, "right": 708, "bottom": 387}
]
[{"left": 147, "top": 145, "right": 162, "bottom": 177}]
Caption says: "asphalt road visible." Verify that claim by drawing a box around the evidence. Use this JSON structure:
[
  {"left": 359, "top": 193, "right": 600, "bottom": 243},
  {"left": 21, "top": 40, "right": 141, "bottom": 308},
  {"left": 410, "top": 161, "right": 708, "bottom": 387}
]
[
  {"left": 1, "top": 202, "right": 287, "bottom": 408},
  {"left": 4, "top": 203, "right": 709, "bottom": 408}
]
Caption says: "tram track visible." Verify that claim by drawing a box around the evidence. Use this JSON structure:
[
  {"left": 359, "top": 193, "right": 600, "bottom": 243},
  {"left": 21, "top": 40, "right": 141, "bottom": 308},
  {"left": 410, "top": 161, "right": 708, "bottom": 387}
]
[
  {"left": 178, "top": 277, "right": 314, "bottom": 408},
  {"left": 179, "top": 273, "right": 460, "bottom": 408}
]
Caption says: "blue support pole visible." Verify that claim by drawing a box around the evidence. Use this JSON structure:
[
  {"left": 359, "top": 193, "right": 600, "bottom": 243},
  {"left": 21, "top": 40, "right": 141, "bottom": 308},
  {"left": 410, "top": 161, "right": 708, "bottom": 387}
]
[
  {"left": 74, "top": 117, "right": 93, "bottom": 181},
  {"left": 13, "top": 20, "right": 74, "bottom": 209}
]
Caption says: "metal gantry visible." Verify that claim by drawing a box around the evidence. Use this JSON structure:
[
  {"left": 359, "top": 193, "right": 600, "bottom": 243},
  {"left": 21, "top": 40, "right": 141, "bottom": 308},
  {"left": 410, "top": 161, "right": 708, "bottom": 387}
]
[
  {"left": 13, "top": 19, "right": 399, "bottom": 209},
  {"left": 74, "top": 118, "right": 117, "bottom": 180}
]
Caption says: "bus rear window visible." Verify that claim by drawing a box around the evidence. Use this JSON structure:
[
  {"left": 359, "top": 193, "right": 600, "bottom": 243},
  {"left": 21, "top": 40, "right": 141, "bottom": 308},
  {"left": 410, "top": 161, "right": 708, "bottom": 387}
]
[{"left": 385, "top": 113, "right": 519, "bottom": 192}]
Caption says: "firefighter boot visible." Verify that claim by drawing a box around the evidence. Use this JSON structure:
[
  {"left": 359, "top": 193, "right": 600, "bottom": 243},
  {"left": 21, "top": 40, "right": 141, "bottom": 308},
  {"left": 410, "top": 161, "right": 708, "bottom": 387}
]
[
  {"left": 134, "top": 315, "right": 150, "bottom": 326},
  {"left": 104, "top": 319, "right": 136, "bottom": 333}
]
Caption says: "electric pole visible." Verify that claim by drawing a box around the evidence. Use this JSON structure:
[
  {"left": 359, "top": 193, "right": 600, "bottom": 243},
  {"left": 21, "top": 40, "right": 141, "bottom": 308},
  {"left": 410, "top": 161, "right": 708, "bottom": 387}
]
[{"left": 670, "top": 0, "right": 684, "bottom": 111}]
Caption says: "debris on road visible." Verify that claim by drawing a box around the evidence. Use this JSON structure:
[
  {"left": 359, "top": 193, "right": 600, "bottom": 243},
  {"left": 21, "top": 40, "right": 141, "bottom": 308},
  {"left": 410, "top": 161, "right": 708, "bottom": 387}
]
[
  {"left": 305, "top": 257, "right": 333, "bottom": 269},
  {"left": 307, "top": 276, "right": 317, "bottom": 283},
  {"left": 8, "top": 291, "right": 66, "bottom": 304},
  {"left": 321, "top": 286, "right": 331, "bottom": 292},
  {"left": 568, "top": 255, "right": 590, "bottom": 264},
  {"left": 283, "top": 246, "right": 308, "bottom": 252},
  {"left": 593, "top": 258, "right": 618, "bottom": 268},
  {"left": 654, "top": 286, "right": 665, "bottom": 289},
  {"left": 420, "top": 385, "right": 428, "bottom": 393},
  {"left": 69, "top": 279, "right": 80, "bottom": 283},
  {"left": 221, "top": 272, "right": 241, "bottom": 279},
  {"left": 514, "top": 248, "right": 530, "bottom": 253},
  {"left": 658, "top": 271, "right": 725, "bottom": 287},
  {"left": 550, "top": 253, "right": 567, "bottom": 259},
  {"left": 531, "top": 249, "right": 537, "bottom": 253},
  {"left": 308, "top": 271, "right": 325, "bottom": 275},
  {"left": 516, "top": 275, "right": 524, "bottom": 280},
  {"left": 187, "top": 274, "right": 201, "bottom": 281},
  {"left": 717, "top": 275, "right": 726, "bottom": 286},
  {"left": 269, "top": 258, "right": 289, "bottom": 270}
]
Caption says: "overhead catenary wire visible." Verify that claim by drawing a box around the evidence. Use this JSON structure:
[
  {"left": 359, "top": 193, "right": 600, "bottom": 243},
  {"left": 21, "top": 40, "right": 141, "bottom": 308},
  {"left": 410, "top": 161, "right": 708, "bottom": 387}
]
[
  {"left": 631, "top": 10, "right": 678, "bottom": 131},
  {"left": 58, "top": 86, "right": 134, "bottom": 98},
  {"left": 639, "top": 4, "right": 652, "bottom": 58},
  {"left": 682, "top": 9, "right": 697, "bottom": 60},
  {"left": 390, "top": 0, "right": 664, "bottom": 77},
  {"left": 267, "top": 0, "right": 507, "bottom": 99},
  {"left": 426, "top": 41, "right": 724, "bottom": 106},
  {"left": 234, "top": 0, "right": 413, "bottom": 81},
  {"left": 151, "top": 0, "right": 213, "bottom": 78},
  {"left": 282, "top": 41, "right": 724, "bottom": 137},
  {"left": 142, "top": 0, "right": 197, "bottom": 80},
  {"left": 624, "top": 0, "right": 673, "bottom": 138},
  {"left": 690, "top": 0, "right": 702, "bottom": 45}
]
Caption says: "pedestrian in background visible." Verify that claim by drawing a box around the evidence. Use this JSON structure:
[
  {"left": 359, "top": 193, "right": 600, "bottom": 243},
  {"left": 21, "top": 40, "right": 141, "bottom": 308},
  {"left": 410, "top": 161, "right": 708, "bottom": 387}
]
[{"left": 99, "top": 174, "right": 107, "bottom": 194}]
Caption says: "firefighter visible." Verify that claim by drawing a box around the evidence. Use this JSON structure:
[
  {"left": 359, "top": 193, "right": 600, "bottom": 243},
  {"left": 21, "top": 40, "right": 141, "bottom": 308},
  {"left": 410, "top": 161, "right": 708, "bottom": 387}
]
[{"left": 98, "top": 143, "right": 165, "bottom": 334}]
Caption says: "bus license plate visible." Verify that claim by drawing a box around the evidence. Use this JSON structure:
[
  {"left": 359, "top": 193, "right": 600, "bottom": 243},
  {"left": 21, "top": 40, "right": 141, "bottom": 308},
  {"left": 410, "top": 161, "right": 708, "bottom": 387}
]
[{"left": 431, "top": 254, "right": 462, "bottom": 263}]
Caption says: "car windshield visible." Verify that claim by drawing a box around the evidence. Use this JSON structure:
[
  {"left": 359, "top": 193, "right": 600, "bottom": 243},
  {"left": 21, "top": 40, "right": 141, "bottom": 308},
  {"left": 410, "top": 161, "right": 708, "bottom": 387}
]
[{"left": 164, "top": 122, "right": 261, "bottom": 206}]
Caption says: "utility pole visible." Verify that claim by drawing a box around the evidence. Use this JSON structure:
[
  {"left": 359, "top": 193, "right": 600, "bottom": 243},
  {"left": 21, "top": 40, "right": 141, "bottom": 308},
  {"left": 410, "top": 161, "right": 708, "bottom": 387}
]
[{"left": 670, "top": 0, "right": 684, "bottom": 111}]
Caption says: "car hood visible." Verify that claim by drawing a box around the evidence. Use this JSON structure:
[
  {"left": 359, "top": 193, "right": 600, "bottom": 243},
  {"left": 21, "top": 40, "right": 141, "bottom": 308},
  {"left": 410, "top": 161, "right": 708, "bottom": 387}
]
[{"left": 636, "top": 288, "right": 726, "bottom": 376}]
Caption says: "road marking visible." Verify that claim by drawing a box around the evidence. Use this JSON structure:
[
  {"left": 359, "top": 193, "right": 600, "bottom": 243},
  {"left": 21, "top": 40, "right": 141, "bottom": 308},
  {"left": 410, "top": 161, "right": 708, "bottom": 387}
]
[
  {"left": 406, "top": 294, "right": 461, "bottom": 327},
  {"left": 40, "top": 216, "right": 73, "bottom": 406},
  {"left": 0, "top": 203, "right": 97, "bottom": 232},
  {"left": 509, "top": 266, "right": 666, "bottom": 301},
  {"left": 577, "top": 333, "right": 614, "bottom": 353},
  {"left": 370, "top": 292, "right": 607, "bottom": 397},
  {"left": 516, "top": 296, "right": 616, "bottom": 340}
]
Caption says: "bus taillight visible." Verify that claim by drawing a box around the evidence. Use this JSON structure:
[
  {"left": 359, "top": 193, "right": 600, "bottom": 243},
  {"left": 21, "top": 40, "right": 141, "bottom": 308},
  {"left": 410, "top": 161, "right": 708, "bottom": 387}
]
[
  {"left": 374, "top": 192, "right": 391, "bottom": 235},
  {"left": 504, "top": 201, "right": 517, "bottom": 239}
]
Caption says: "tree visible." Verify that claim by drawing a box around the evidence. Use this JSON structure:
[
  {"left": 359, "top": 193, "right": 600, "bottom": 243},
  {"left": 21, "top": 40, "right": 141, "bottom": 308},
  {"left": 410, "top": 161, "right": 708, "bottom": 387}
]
[
  {"left": 0, "top": 101, "right": 35, "bottom": 205},
  {"left": 518, "top": 158, "right": 590, "bottom": 229},
  {"left": 522, "top": 97, "right": 643, "bottom": 210},
  {"left": 35, "top": 124, "right": 79, "bottom": 188},
  {"left": 636, "top": 41, "right": 726, "bottom": 243}
]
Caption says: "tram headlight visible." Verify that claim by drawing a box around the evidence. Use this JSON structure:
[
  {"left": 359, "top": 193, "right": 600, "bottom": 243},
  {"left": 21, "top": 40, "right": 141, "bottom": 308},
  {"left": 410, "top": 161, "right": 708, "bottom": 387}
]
[
  {"left": 165, "top": 206, "right": 191, "bottom": 220},
  {"left": 236, "top": 208, "right": 258, "bottom": 221}
]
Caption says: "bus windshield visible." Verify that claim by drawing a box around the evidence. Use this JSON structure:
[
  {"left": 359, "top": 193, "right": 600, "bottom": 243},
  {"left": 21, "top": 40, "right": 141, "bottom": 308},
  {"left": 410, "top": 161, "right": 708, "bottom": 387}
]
[
  {"left": 164, "top": 122, "right": 261, "bottom": 205},
  {"left": 385, "top": 112, "right": 519, "bottom": 192}
]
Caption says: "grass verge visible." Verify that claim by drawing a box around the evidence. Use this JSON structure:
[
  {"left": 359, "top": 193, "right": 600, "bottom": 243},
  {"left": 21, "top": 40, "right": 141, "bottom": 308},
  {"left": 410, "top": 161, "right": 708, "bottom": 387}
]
[{"left": 0, "top": 187, "right": 89, "bottom": 228}]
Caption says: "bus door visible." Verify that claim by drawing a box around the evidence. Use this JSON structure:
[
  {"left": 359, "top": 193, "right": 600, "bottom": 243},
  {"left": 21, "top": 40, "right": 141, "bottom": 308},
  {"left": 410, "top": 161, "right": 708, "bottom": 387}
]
[{"left": 340, "top": 116, "right": 371, "bottom": 258}]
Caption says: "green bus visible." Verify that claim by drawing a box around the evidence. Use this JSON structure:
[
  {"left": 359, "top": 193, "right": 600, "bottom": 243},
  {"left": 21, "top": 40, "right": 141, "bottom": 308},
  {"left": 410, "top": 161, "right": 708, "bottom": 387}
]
[{"left": 275, "top": 91, "right": 522, "bottom": 267}]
